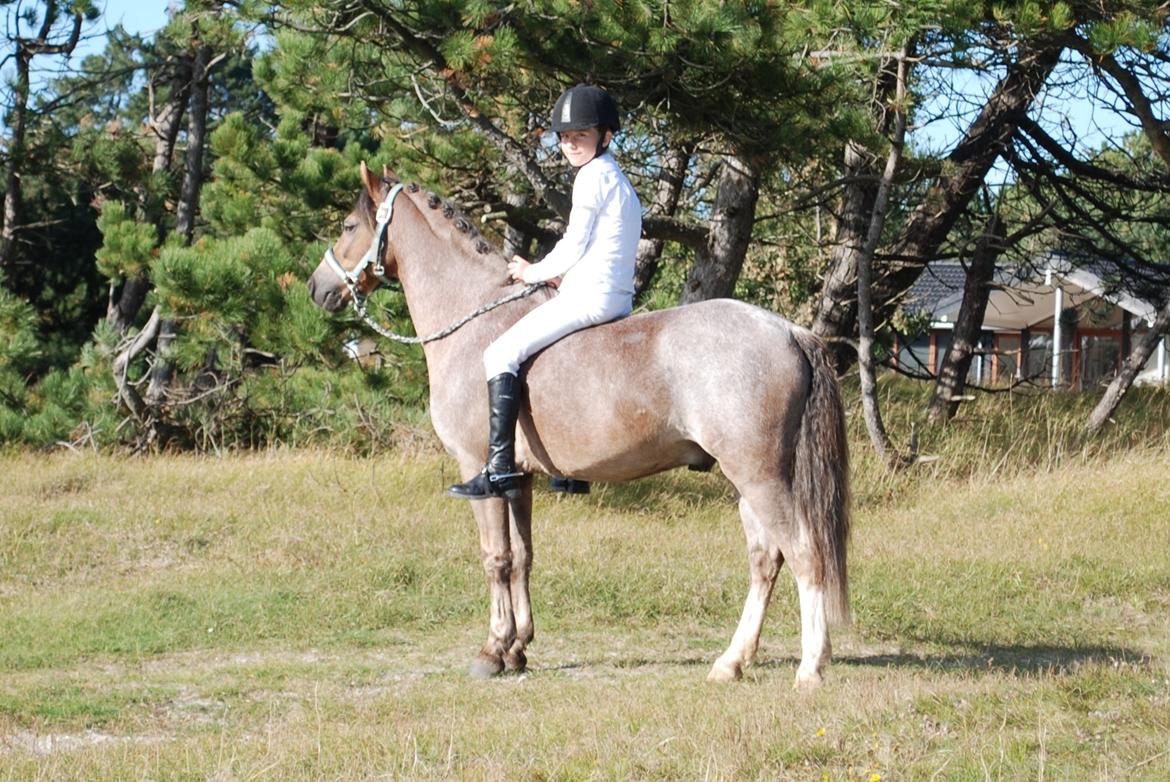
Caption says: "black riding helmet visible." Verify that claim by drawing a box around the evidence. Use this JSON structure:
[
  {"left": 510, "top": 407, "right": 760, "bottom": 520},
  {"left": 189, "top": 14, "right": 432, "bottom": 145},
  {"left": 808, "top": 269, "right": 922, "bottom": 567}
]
[
  {"left": 551, "top": 84, "right": 620, "bottom": 163},
  {"left": 550, "top": 84, "right": 620, "bottom": 134}
]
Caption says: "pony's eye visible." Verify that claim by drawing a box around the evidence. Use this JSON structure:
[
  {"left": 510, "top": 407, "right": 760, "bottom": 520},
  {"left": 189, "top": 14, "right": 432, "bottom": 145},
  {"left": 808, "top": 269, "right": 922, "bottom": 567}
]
[{"left": 343, "top": 219, "right": 357, "bottom": 233}]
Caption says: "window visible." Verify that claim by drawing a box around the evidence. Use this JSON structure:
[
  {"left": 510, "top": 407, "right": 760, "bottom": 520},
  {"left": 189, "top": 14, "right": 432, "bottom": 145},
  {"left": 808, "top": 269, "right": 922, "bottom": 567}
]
[
  {"left": 1025, "top": 332, "right": 1053, "bottom": 384},
  {"left": 994, "top": 334, "right": 1021, "bottom": 384},
  {"left": 897, "top": 334, "right": 933, "bottom": 378},
  {"left": 1080, "top": 334, "right": 1121, "bottom": 388}
]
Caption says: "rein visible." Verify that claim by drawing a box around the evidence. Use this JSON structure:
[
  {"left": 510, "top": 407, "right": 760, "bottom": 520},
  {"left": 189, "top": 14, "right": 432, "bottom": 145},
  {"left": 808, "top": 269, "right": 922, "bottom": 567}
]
[
  {"left": 352, "top": 281, "right": 549, "bottom": 345},
  {"left": 322, "top": 182, "right": 550, "bottom": 345}
]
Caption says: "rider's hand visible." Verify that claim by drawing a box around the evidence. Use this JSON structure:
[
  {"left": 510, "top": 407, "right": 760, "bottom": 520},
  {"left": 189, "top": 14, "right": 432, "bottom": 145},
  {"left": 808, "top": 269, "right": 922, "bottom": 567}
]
[{"left": 507, "top": 255, "right": 531, "bottom": 283}]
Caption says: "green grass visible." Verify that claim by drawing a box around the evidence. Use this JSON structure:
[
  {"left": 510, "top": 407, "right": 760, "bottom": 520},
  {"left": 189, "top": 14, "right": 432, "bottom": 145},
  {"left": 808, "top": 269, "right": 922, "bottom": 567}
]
[{"left": 2, "top": 385, "right": 1169, "bottom": 779}]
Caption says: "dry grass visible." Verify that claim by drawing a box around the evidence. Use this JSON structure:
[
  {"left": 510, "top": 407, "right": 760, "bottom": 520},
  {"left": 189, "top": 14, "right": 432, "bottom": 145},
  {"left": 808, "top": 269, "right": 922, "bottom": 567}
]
[{"left": 1, "top": 406, "right": 1169, "bottom": 779}]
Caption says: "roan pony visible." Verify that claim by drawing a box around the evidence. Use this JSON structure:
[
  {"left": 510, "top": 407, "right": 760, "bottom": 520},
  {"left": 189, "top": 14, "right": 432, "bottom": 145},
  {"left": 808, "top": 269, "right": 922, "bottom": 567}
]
[{"left": 308, "top": 163, "right": 851, "bottom": 688}]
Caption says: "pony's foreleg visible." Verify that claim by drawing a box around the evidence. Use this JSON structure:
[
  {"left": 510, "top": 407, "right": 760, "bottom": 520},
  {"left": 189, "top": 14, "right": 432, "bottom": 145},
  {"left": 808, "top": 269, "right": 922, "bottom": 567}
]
[
  {"left": 504, "top": 477, "right": 535, "bottom": 672},
  {"left": 708, "top": 496, "right": 784, "bottom": 683},
  {"left": 470, "top": 497, "right": 516, "bottom": 679}
]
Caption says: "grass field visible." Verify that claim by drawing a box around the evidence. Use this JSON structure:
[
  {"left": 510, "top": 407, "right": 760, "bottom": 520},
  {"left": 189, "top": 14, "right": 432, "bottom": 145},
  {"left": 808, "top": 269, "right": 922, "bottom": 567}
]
[{"left": 2, "top": 408, "right": 1169, "bottom": 779}]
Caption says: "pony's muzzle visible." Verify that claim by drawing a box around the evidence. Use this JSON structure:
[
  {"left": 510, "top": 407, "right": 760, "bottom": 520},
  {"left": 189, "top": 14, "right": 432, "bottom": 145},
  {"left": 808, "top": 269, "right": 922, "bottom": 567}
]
[{"left": 308, "top": 269, "right": 346, "bottom": 312}]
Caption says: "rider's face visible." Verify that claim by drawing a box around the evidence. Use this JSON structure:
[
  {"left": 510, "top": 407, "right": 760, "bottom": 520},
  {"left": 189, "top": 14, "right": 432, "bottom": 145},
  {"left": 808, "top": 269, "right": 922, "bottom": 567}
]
[{"left": 559, "top": 127, "right": 612, "bottom": 167}]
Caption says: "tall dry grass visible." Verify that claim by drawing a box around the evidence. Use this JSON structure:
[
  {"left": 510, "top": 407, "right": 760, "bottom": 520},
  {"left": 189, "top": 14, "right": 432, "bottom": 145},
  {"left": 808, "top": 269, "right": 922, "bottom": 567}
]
[
  {"left": 846, "top": 378, "right": 1170, "bottom": 504},
  {"left": 1, "top": 380, "right": 1168, "bottom": 780}
]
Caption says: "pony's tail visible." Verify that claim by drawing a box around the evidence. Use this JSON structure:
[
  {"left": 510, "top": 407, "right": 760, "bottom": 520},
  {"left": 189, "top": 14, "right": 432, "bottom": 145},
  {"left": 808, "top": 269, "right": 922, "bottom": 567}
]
[{"left": 791, "top": 328, "right": 852, "bottom": 626}]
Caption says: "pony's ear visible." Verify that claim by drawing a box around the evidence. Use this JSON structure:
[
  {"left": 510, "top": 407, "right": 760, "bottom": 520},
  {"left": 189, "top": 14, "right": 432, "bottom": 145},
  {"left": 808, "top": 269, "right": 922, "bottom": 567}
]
[
  {"left": 382, "top": 164, "right": 398, "bottom": 182},
  {"left": 360, "top": 161, "right": 382, "bottom": 201}
]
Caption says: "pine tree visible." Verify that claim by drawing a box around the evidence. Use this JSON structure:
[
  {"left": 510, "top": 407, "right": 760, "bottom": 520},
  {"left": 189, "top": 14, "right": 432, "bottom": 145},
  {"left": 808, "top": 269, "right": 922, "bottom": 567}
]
[
  {"left": 1, "top": 0, "right": 93, "bottom": 269},
  {"left": 86, "top": 1, "right": 431, "bottom": 448}
]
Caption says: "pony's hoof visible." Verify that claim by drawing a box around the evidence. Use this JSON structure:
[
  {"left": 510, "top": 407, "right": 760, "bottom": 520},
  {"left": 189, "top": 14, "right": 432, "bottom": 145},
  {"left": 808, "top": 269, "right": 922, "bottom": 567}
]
[
  {"left": 793, "top": 669, "right": 823, "bottom": 690},
  {"left": 470, "top": 653, "right": 505, "bottom": 679},
  {"left": 707, "top": 659, "right": 742, "bottom": 683},
  {"left": 503, "top": 649, "right": 527, "bottom": 673}
]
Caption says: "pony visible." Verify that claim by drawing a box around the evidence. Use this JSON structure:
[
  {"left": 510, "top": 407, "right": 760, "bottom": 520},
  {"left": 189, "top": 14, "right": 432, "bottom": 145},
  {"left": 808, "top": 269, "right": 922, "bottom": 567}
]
[{"left": 308, "top": 163, "right": 851, "bottom": 687}]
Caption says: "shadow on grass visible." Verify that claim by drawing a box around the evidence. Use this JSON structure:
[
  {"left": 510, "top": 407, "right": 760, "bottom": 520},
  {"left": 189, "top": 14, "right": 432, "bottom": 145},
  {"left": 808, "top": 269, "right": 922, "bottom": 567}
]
[
  {"left": 527, "top": 656, "right": 714, "bottom": 676},
  {"left": 835, "top": 642, "right": 1151, "bottom": 676},
  {"left": 524, "top": 643, "right": 1150, "bottom": 679},
  {"left": 533, "top": 469, "right": 737, "bottom": 514}
]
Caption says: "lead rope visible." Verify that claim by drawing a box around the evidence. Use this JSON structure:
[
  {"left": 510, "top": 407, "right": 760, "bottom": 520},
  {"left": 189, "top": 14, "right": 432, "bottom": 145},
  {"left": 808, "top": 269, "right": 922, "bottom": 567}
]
[{"left": 351, "top": 281, "right": 551, "bottom": 345}]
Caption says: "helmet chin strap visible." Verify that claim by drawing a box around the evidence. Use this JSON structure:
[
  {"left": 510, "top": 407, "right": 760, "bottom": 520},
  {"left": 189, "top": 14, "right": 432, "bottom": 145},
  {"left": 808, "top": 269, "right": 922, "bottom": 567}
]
[{"left": 593, "top": 126, "right": 615, "bottom": 160}]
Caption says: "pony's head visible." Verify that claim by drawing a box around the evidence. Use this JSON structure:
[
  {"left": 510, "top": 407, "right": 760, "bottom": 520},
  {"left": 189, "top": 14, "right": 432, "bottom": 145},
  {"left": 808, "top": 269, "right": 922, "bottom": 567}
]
[{"left": 308, "top": 162, "right": 402, "bottom": 312}]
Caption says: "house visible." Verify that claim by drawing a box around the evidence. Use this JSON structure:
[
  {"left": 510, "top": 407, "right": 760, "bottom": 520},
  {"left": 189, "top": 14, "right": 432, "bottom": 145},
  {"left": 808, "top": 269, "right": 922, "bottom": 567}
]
[{"left": 894, "top": 256, "right": 1170, "bottom": 389}]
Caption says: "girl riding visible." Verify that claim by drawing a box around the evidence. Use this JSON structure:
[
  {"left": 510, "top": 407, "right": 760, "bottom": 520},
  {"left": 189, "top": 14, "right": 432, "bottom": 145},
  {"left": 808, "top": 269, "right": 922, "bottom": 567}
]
[{"left": 448, "top": 84, "right": 643, "bottom": 500}]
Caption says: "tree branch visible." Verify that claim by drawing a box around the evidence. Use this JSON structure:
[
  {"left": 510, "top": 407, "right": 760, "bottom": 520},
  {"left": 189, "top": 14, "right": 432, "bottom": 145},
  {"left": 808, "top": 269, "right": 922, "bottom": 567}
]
[
  {"left": 1015, "top": 115, "right": 1165, "bottom": 192},
  {"left": 858, "top": 46, "right": 911, "bottom": 468},
  {"left": 357, "top": 0, "right": 572, "bottom": 219},
  {"left": 112, "top": 307, "right": 161, "bottom": 421},
  {"left": 1068, "top": 36, "right": 1170, "bottom": 170}
]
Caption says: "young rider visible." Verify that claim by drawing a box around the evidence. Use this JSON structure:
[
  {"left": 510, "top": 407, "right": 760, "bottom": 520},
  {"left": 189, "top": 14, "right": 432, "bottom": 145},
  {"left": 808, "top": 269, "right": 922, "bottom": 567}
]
[{"left": 448, "top": 84, "right": 643, "bottom": 500}]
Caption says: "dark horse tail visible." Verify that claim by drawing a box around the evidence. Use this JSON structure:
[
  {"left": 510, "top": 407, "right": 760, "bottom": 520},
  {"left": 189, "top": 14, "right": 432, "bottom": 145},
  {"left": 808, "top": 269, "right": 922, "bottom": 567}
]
[{"left": 792, "top": 328, "right": 852, "bottom": 626}]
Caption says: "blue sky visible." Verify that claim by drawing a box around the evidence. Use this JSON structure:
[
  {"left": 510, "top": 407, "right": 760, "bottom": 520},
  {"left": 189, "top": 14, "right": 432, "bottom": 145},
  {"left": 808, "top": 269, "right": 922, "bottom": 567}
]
[
  {"left": 99, "top": 0, "right": 171, "bottom": 37},
  {"left": 0, "top": 3, "right": 169, "bottom": 112}
]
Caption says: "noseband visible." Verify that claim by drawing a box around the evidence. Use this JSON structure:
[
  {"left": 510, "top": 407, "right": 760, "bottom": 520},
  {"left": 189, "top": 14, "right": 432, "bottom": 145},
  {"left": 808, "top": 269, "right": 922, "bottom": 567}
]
[{"left": 322, "top": 182, "right": 406, "bottom": 307}]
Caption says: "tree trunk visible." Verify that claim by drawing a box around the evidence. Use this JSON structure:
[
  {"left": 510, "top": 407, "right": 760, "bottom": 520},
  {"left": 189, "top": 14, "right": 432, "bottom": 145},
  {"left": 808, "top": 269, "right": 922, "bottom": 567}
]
[
  {"left": 1084, "top": 296, "right": 1170, "bottom": 438},
  {"left": 634, "top": 143, "right": 691, "bottom": 299},
  {"left": 926, "top": 211, "right": 1003, "bottom": 424},
  {"left": 1, "top": 50, "right": 31, "bottom": 273},
  {"left": 150, "top": 75, "right": 190, "bottom": 176},
  {"left": 1080, "top": 45, "right": 1170, "bottom": 170},
  {"left": 145, "top": 317, "right": 179, "bottom": 408},
  {"left": 816, "top": 43, "right": 1063, "bottom": 367},
  {"left": 107, "top": 58, "right": 191, "bottom": 334},
  {"left": 1, "top": 4, "right": 82, "bottom": 271},
  {"left": 106, "top": 276, "right": 153, "bottom": 335},
  {"left": 812, "top": 141, "right": 878, "bottom": 371},
  {"left": 857, "top": 49, "right": 909, "bottom": 468},
  {"left": 112, "top": 307, "right": 161, "bottom": 421},
  {"left": 876, "top": 43, "right": 1061, "bottom": 304},
  {"left": 500, "top": 190, "right": 530, "bottom": 259},
  {"left": 679, "top": 154, "right": 759, "bottom": 304},
  {"left": 148, "top": 33, "right": 215, "bottom": 411},
  {"left": 175, "top": 43, "right": 213, "bottom": 244},
  {"left": 1068, "top": 36, "right": 1170, "bottom": 438}
]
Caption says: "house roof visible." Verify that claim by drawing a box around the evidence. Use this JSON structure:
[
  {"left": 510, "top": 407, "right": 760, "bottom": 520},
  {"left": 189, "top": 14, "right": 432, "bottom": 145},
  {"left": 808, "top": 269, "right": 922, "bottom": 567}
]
[
  {"left": 902, "top": 263, "right": 968, "bottom": 313},
  {"left": 904, "top": 255, "right": 1170, "bottom": 332}
]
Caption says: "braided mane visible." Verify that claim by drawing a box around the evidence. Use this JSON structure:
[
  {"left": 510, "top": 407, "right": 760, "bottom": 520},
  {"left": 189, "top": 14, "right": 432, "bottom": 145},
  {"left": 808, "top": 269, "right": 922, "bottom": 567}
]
[{"left": 362, "top": 178, "right": 505, "bottom": 265}]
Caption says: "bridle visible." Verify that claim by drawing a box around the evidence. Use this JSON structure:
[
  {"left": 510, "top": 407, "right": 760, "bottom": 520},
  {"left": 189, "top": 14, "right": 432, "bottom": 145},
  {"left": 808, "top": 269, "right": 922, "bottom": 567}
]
[
  {"left": 322, "top": 182, "right": 405, "bottom": 308},
  {"left": 320, "top": 183, "right": 549, "bottom": 346}
]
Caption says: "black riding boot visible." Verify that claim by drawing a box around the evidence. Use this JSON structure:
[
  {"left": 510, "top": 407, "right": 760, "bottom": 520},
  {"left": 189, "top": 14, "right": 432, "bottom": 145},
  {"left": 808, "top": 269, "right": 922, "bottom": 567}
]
[{"left": 447, "top": 373, "right": 524, "bottom": 500}]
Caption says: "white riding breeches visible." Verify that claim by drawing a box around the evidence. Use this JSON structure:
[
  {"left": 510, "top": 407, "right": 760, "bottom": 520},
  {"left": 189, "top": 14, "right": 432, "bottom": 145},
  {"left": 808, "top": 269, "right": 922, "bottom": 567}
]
[{"left": 483, "top": 290, "right": 632, "bottom": 379}]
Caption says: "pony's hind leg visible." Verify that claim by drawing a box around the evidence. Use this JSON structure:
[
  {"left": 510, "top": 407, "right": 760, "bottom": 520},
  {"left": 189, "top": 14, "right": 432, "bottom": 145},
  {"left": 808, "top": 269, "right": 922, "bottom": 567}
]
[
  {"left": 469, "top": 495, "right": 516, "bottom": 679},
  {"left": 504, "top": 477, "right": 535, "bottom": 672},
  {"left": 717, "top": 478, "right": 835, "bottom": 689},
  {"left": 787, "top": 544, "right": 833, "bottom": 689},
  {"left": 708, "top": 494, "right": 784, "bottom": 683}
]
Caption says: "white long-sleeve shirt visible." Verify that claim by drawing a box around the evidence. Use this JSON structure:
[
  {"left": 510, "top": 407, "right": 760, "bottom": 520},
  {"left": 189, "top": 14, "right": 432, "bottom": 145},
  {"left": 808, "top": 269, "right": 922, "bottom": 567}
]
[{"left": 521, "top": 153, "right": 642, "bottom": 299}]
